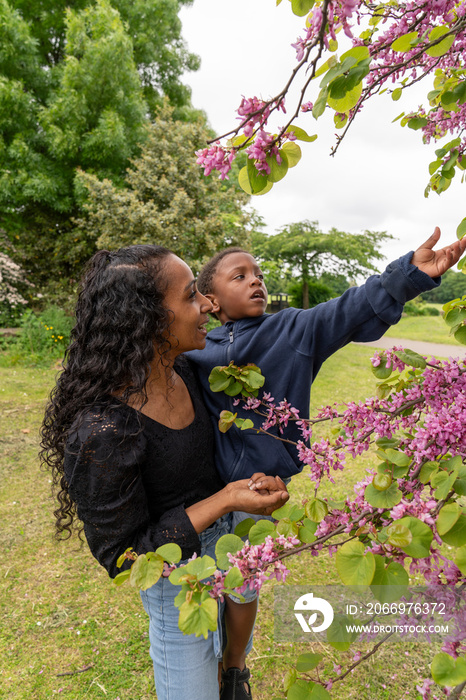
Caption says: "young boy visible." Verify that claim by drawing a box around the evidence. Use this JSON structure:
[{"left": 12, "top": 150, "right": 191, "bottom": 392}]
[{"left": 187, "top": 227, "right": 466, "bottom": 699}]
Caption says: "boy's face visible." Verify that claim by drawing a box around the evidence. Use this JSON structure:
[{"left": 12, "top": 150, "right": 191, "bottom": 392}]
[{"left": 209, "top": 252, "right": 268, "bottom": 324}]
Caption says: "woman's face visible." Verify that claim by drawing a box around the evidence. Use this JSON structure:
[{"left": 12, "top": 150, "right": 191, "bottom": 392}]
[{"left": 162, "top": 254, "right": 213, "bottom": 357}]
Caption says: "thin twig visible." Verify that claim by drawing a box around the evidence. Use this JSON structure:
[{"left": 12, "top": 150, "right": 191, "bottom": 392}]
[{"left": 56, "top": 664, "right": 94, "bottom": 678}]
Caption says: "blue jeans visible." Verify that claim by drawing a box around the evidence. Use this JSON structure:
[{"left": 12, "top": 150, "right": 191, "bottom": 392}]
[{"left": 140, "top": 514, "right": 253, "bottom": 700}]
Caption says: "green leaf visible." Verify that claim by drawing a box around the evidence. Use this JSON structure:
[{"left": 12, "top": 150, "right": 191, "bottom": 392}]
[
  {"left": 431, "top": 652, "right": 466, "bottom": 686},
  {"left": 288, "top": 505, "right": 305, "bottom": 522},
  {"left": 208, "top": 367, "right": 233, "bottom": 393},
  {"left": 396, "top": 517, "right": 433, "bottom": 558},
  {"left": 372, "top": 356, "right": 393, "bottom": 380},
  {"left": 234, "top": 418, "right": 254, "bottom": 431},
  {"left": 393, "top": 348, "right": 426, "bottom": 369},
  {"left": 185, "top": 554, "right": 217, "bottom": 580},
  {"left": 155, "top": 543, "right": 182, "bottom": 563},
  {"left": 336, "top": 540, "right": 376, "bottom": 586},
  {"left": 454, "top": 325, "right": 466, "bottom": 344},
  {"left": 454, "top": 478, "right": 466, "bottom": 497},
  {"left": 129, "top": 552, "right": 164, "bottom": 590},
  {"left": 455, "top": 545, "right": 466, "bottom": 575},
  {"left": 169, "top": 567, "right": 192, "bottom": 586},
  {"left": 444, "top": 307, "right": 466, "bottom": 327},
  {"left": 298, "top": 518, "right": 317, "bottom": 544},
  {"left": 365, "top": 481, "right": 402, "bottom": 509},
  {"left": 284, "top": 668, "right": 298, "bottom": 693},
  {"left": 249, "top": 519, "right": 276, "bottom": 545},
  {"left": 234, "top": 517, "right": 255, "bottom": 537},
  {"left": 271, "top": 502, "right": 293, "bottom": 520},
  {"left": 340, "top": 46, "right": 371, "bottom": 63},
  {"left": 218, "top": 410, "right": 237, "bottom": 434},
  {"left": 223, "top": 566, "right": 244, "bottom": 589},
  {"left": 276, "top": 518, "right": 299, "bottom": 538},
  {"left": 327, "top": 81, "right": 363, "bottom": 113},
  {"left": 286, "top": 125, "right": 318, "bottom": 142},
  {"left": 266, "top": 149, "right": 289, "bottom": 183},
  {"left": 290, "top": 0, "right": 315, "bottom": 17},
  {"left": 312, "top": 87, "right": 329, "bottom": 119},
  {"left": 432, "top": 469, "right": 458, "bottom": 501},
  {"left": 178, "top": 597, "right": 218, "bottom": 639},
  {"left": 113, "top": 569, "right": 131, "bottom": 586},
  {"left": 386, "top": 521, "right": 413, "bottom": 548},
  {"left": 370, "top": 561, "right": 409, "bottom": 603},
  {"left": 457, "top": 217, "right": 466, "bottom": 239},
  {"left": 429, "top": 158, "right": 443, "bottom": 175},
  {"left": 296, "top": 652, "right": 324, "bottom": 672},
  {"left": 439, "top": 512, "right": 466, "bottom": 547},
  {"left": 224, "top": 380, "right": 243, "bottom": 396},
  {"left": 437, "top": 502, "right": 461, "bottom": 536},
  {"left": 392, "top": 88, "right": 402, "bottom": 101},
  {"left": 215, "top": 534, "right": 244, "bottom": 569},
  {"left": 327, "top": 613, "right": 359, "bottom": 651},
  {"left": 247, "top": 157, "right": 270, "bottom": 194},
  {"left": 116, "top": 547, "right": 134, "bottom": 569},
  {"left": 238, "top": 166, "right": 273, "bottom": 196},
  {"left": 384, "top": 448, "right": 411, "bottom": 467},
  {"left": 391, "top": 31, "right": 419, "bottom": 52},
  {"left": 372, "top": 473, "right": 393, "bottom": 491},
  {"left": 287, "top": 679, "right": 314, "bottom": 700},
  {"left": 426, "top": 27, "right": 455, "bottom": 58},
  {"left": 243, "top": 367, "right": 265, "bottom": 389},
  {"left": 309, "top": 685, "right": 331, "bottom": 700},
  {"left": 305, "top": 498, "right": 328, "bottom": 522},
  {"left": 407, "top": 117, "right": 428, "bottom": 130},
  {"left": 419, "top": 461, "right": 439, "bottom": 484},
  {"left": 282, "top": 142, "right": 302, "bottom": 168}
]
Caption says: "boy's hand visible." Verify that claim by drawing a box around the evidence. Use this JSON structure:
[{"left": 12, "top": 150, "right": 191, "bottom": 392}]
[{"left": 411, "top": 227, "right": 466, "bottom": 277}]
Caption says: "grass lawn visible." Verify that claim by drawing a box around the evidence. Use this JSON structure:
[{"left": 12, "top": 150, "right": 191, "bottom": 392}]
[
  {"left": 1, "top": 320, "right": 455, "bottom": 699},
  {"left": 384, "top": 313, "right": 461, "bottom": 345}
]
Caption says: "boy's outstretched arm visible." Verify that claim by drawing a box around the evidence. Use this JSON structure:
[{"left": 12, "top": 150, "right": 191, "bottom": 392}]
[{"left": 411, "top": 227, "right": 466, "bottom": 278}]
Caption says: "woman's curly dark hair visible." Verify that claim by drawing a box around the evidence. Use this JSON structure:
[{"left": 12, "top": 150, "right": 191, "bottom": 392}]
[{"left": 40, "top": 244, "right": 174, "bottom": 539}]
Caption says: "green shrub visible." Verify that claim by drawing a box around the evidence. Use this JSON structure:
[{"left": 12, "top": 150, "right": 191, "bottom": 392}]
[
  {"left": 0, "top": 301, "right": 25, "bottom": 327},
  {"left": 0, "top": 306, "right": 73, "bottom": 366},
  {"left": 403, "top": 299, "right": 440, "bottom": 317}
]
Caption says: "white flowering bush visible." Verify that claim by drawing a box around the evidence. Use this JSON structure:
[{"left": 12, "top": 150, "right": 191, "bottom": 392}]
[{"left": 0, "top": 252, "right": 30, "bottom": 326}]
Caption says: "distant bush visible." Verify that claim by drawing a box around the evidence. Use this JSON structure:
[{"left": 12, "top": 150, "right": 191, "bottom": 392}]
[
  {"left": 403, "top": 299, "right": 440, "bottom": 317},
  {"left": 0, "top": 306, "right": 73, "bottom": 367}
]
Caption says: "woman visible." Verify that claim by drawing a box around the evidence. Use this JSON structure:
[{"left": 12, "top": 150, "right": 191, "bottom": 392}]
[{"left": 40, "top": 245, "right": 288, "bottom": 700}]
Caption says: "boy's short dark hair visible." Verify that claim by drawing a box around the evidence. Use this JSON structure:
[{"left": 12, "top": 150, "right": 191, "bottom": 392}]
[{"left": 197, "top": 247, "right": 251, "bottom": 296}]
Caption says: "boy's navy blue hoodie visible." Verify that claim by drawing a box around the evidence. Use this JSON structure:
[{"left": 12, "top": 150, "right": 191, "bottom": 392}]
[{"left": 187, "top": 253, "right": 440, "bottom": 483}]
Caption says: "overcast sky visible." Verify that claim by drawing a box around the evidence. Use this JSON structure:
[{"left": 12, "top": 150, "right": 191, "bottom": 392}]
[{"left": 179, "top": 0, "right": 465, "bottom": 267}]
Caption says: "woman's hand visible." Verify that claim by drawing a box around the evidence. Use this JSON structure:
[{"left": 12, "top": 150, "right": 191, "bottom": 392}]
[
  {"left": 411, "top": 227, "right": 466, "bottom": 277},
  {"left": 225, "top": 476, "right": 289, "bottom": 516},
  {"left": 185, "top": 475, "right": 289, "bottom": 533}
]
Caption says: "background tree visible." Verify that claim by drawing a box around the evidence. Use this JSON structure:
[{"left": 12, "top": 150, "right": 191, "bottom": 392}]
[
  {"left": 0, "top": 0, "right": 199, "bottom": 293},
  {"left": 253, "top": 221, "right": 391, "bottom": 309},
  {"left": 421, "top": 268, "right": 466, "bottom": 304},
  {"left": 76, "top": 103, "right": 253, "bottom": 273}
]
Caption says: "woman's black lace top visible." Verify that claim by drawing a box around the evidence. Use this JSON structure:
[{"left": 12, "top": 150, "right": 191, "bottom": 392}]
[{"left": 64, "top": 359, "right": 224, "bottom": 578}]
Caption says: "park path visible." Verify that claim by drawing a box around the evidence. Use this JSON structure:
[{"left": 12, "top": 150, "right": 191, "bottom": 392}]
[{"left": 354, "top": 336, "right": 466, "bottom": 359}]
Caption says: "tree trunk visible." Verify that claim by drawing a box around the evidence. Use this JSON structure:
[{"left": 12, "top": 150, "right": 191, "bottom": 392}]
[{"left": 302, "top": 279, "right": 309, "bottom": 309}]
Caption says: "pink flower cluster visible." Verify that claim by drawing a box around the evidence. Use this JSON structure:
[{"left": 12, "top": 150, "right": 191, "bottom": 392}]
[
  {"left": 195, "top": 142, "right": 237, "bottom": 180},
  {"left": 209, "top": 534, "right": 300, "bottom": 601}
]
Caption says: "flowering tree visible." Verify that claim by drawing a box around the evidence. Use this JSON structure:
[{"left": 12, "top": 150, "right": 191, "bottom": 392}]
[
  {"left": 119, "top": 349, "right": 466, "bottom": 698},
  {"left": 116, "top": 2, "right": 466, "bottom": 697},
  {"left": 196, "top": 0, "right": 466, "bottom": 239}
]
